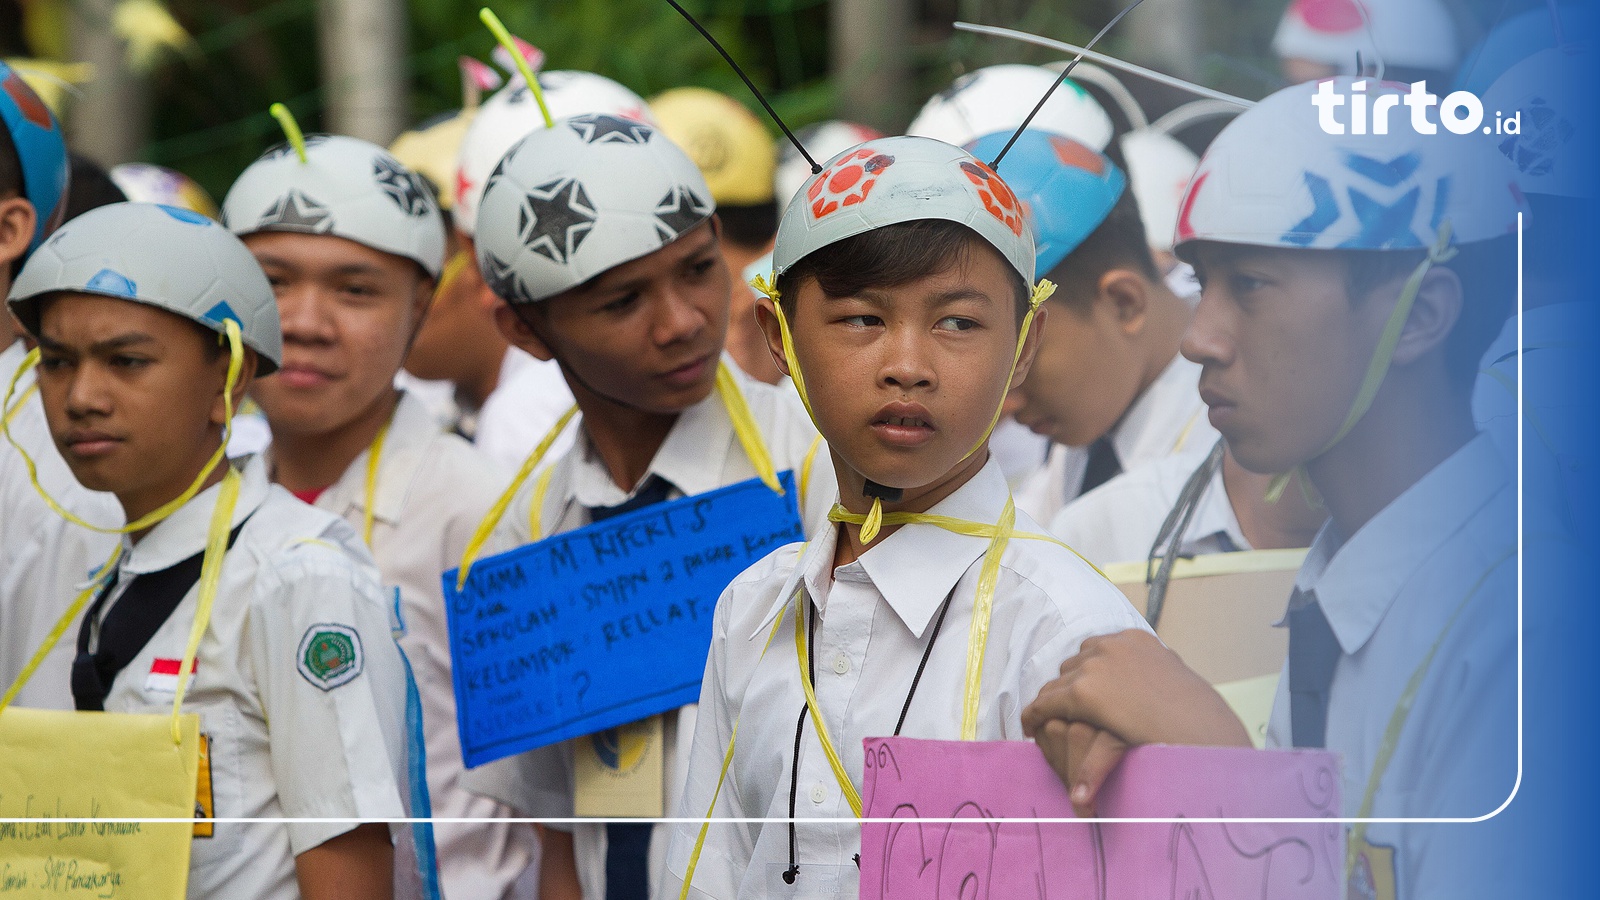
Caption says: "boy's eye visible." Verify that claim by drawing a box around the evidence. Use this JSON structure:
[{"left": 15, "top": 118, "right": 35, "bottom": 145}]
[
  {"left": 110, "top": 355, "right": 149, "bottom": 369},
  {"left": 1228, "top": 274, "right": 1267, "bottom": 295},
  {"left": 601, "top": 292, "right": 640, "bottom": 313},
  {"left": 936, "top": 316, "right": 978, "bottom": 332},
  {"left": 687, "top": 257, "right": 717, "bottom": 277},
  {"left": 37, "top": 355, "right": 69, "bottom": 372},
  {"left": 841, "top": 314, "right": 883, "bottom": 327}
]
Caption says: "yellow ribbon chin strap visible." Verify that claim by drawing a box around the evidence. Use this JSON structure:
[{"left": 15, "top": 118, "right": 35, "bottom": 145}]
[
  {"left": 1267, "top": 225, "right": 1458, "bottom": 502},
  {"left": 0, "top": 321, "right": 249, "bottom": 746},
  {"left": 361, "top": 421, "right": 390, "bottom": 548},
  {"left": 1, "top": 381, "right": 38, "bottom": 431},
  {"left": 433, "top": 250, "right": 473, "bottom": 303},
  {"left": 458, "top": 403, "right": 580, "bottom": 589}
]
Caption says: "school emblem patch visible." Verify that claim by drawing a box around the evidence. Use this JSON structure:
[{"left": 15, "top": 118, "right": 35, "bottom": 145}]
[
  {"left": 297, "top": 624, "right": 364, "bottom": 690},
  {"left": 1348, "top": 839, "right": 1398, "bottom": 900}
]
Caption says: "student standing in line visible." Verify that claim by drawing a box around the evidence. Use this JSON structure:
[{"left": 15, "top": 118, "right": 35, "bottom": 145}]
[
  {"left": 7, "top": 202, "right": 408, "bottom": 899},
  {"left": 222, "top": 131, "right": 539, "bottom": 899},
  {"left": 662, "top": 135, "right": 1150, "bottom": 899},
  {"left": 462, "top": 112, "right": 834, "bottom": 900}
]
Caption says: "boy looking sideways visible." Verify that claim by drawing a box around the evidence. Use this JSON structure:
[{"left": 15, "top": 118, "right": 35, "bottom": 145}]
[
  {"left": 1024, "top": 78, "right": 1525, "bottom": 899},
  {"left": 222, "top": 132, "right": 539, "bottom": 899},
  {"left": 663, "top": 136, "right": 1148, "bottom": 899},
  {"left": 6, "top": 202, "right": 407, "bottom": 899},
  {"left": 463, "top": 112, "right": 832, "bottom": 900}
]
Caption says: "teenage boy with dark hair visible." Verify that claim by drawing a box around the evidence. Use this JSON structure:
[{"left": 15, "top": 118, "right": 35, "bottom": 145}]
[
  {"left": 995, "top": 134, "right": 1217, "bottom": 526},
  {"left": 662, "top": 136, "right": 1148, "bottom": 899},
  {"left": 463, "top": 113, "right": 832, "bottom": 900},
  {"left": 1022, "top": 78, "right": 1525, "bottom": 900},
  {"left": 6, "top": 201, "right": 407, "bottom": 899}
]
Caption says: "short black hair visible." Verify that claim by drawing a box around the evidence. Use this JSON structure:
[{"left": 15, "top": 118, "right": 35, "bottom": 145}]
[
  {"left": 716, "top": 201, "right": 777, "bottom": 250},
  {"left": 1041, "top": 185, "right": 1160, "bottom": 309},
  {"left": 774, "top": 219, "right": 1030, "bottom": 324},
  {"left": 1342, "top": 234, "right": 1516, "bottom": 389},
  {"left": 64, "top": 153, "right": 126, "bottom": 222}
]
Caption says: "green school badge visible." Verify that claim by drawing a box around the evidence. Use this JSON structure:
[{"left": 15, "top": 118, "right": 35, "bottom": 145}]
[{"left": 298, "top": 624, "right": 364, "bottom": 690}]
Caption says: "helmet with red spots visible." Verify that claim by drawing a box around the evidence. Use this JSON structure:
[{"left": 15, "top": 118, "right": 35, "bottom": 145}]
[
  {"left": 0, "top": 61, "right": 68, "bottom": 256},
  {"left": 772, "top": 136, "right": 1036, "bottom": 284}
]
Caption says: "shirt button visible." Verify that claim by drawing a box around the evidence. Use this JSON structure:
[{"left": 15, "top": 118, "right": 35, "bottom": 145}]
[
  {"left": 833, "top": 654, "right": 850, "bottom": 675},
  {"left": 810, "top": 784, "right": 826, "bottom": 804}
]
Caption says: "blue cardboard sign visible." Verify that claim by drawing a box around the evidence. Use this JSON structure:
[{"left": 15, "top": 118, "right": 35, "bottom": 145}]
[{"left": 443, "top": 471, "right": 805, "bottom": 768}]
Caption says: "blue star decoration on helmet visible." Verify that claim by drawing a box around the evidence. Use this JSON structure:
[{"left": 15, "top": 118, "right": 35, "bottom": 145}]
[
  {"left": 519, "top": 177, "right": 597, "bottom": 264},
  {"left": 482, "top": 251, "right": 540, "bottom": 305},
  {"left": 86, "top": 268, "right": 137, "bottom": 298},
  {"left": 654, "top": 184, "right": 712, "bottom": 243},
  {"left": 259, "top": 189, "right": 333, "bottom": 232},
  {"left": 372, "top": 154, "right": 432, "bottom": 217},
  {"left": 1499, "top": 97, "right": 1572, "bottom": 178},
  {"left": 1283, "top": 153, "right": 1447, "bottom": 250},
  {"left": 567, "top": 113, "right": 654, "bottom": 145}
]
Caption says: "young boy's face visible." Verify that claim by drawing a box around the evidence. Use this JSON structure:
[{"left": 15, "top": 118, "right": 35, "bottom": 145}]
[
  {"left": 1181, "top": 242, "right": 1386, "bottom": 475},
  {"left": 779, "top": 240, "right": 1040, "bottom": 497},
  {"left": 1005, "top": 284, "right": 1149, "bottom": 447},
  {"left": 495, "top": 220, "right": 730, "bottom": 416},
  {"left": 246, "top": 231, "right": 432, "bottom": 437},
  {"left": 34, "top": 293, "right": 237, "bottom": 513}
]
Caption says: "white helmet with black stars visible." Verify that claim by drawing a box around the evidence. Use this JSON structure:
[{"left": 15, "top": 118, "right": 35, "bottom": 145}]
[
  {"left": 221, "top": 134, "right": 447, "bottom": 278},
  {"left": 8, "top": 202, "right": 283, "bottom": 372},
  {"left": 474, "top": 112, "right": 714, "bottom": 304}
]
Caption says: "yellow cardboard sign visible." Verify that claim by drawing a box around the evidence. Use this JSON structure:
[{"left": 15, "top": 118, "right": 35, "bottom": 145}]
[{"left": 0, "top": 707, "right": 200, "bottom": 899}]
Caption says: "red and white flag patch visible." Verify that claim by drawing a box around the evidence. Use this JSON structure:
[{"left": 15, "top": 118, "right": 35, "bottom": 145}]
[{"left": 145, "top": 658, "right": 197, "bottom": 694}]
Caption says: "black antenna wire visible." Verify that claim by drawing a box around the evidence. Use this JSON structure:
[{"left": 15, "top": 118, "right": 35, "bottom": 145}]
[
  {"left": 988, "top": 0, "right": 1149, "bottom": 170},
  {"left": 663, "top": 0, "right": 821, "bottom": 173}
]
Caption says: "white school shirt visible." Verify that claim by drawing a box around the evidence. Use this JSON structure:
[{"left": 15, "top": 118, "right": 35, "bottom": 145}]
[
  {"left": 465, "top": 362, "right": 834, "bottom": 900},
  {"left": 475, "top": 348, "right": 578, "bottom": 471},
  {"left": 83, "top": 457, "right": 408, "bottom": 900},
  {"left": 292, "top": 391, "right": 539, "bottom": 900},
  {"left": 0, "top": 340, "right": 122, "bottom": 707},
  {"left": 1013, "top": 352, "right": 1216, "bottom": 525},
  {"left": 1049, "top": 452, "right": 1247, "bottom": 567},
  {"left": 1264, "top": 434, "right": 1518, "bottom": 900},
  {"left": 661, "top": 458, "right": 1151, "bottom": 900}
]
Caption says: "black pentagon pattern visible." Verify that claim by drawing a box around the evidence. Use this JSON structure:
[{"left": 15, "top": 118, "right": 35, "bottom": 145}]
[
  {"left": 482, "top": 250, "right": 540, "bottom": 306},
  {"left": 373, "top": 154, "right": 433, "bottom": 217},
  {"left": 518, "top": 178, "right": 597, "bottom": 265},
  {"left": 260, "top": 134, "right": 330, "bottom": 162},
  {"left": 567, "top": 114, "right": 654, "bottom": 145},
  {"left": 259, "top": 189, "right": 333, "bottom": 232},
  {"left": 653, "top": 184, "right": 712, "bottom": 243}
]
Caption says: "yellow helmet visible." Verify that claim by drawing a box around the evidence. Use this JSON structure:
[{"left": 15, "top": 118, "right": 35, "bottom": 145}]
[
  {"left": 389, "top": 109, "right": 476, "bottom": 210},
  {"left": 648, "top": 87, "right": 775, "bottom": 206}
]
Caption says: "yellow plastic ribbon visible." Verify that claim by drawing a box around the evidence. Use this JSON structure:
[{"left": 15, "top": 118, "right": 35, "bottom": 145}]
[
  {"left": 434, "top": 249, "right": 473, "bottom": 302},
  {"left": 361, "top": 421, "right": 390, "bottom": 548},
  {"left": 269, "top": 102, "right": 308, "bottom": 163},
  {"left": 1267, "top": 225, "right": 1458, "bottom": 502},
  {"left": 457, "top": 403, "right": 580, "bottom": 589},
  {"left": 1345, "top": 547, "right": 1514, "bottom": 879},
  {"left": 0, "top": 322, "right": 249, "bottom": 745},
  {"left": 480, "top": 7, "right": 554, "bottom": 129},
  {"left": 793, "top": 596, "right": 865, "bottom": 816},
  {"left": 1, "top": 382, "right": 38, "bottom": 430}
]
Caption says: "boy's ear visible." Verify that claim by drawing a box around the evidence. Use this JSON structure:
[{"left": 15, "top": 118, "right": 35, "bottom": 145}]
[
  {"left": 1011, "top": 302, "right": 1048, "bottom": 387},
  {"left": 0, "top": 197, "right": 37, "bottom": 273},
  {"left": 493, "top": 302, "right": 554, "bottom": 362},
  {"left": 212, "top": 348, "right": 261, "bottom": 428},
  {"left": 1389, "top": 266, "right": 1462, "bottom": 368},
  {"left": 752, "top": 294, "right": 791, "bottom": 379},
  {"left": 1097, "top": 268, "right": 1151, "bottom": 335}
]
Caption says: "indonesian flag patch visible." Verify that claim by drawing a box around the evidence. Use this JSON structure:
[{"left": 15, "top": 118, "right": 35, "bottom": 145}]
[{"left": 145, "top": 658, "right": 197, "bottom": 694}]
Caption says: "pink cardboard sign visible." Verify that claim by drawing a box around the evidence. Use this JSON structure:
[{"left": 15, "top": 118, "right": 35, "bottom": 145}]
[{"left": 859, "top": 738, "right": 1343, "bottom": 900}]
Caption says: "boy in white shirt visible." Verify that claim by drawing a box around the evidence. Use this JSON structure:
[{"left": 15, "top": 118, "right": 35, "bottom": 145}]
[
  {"left": 220, "top": 131, "right": 539, "bottom": 898},
  {"left": 6, "top": 201, "right": 407, "bottom": 899},
  {"left": 1023, "top": 78, "right": 1525, "bottom": 899},
  {"left": 662, "top": 136, "right": 1149, "bottom": 899},
  {"left": 462, "top": 112, "right": 832, "bottom": 900}
]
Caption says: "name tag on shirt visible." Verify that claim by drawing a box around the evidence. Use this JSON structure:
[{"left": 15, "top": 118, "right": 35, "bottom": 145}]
[
  {"left": 144, "top": 658, "right": 197, "bottom": 695},
  {"left": 443, "top": 471, "right": 804, "bottom": 768}
]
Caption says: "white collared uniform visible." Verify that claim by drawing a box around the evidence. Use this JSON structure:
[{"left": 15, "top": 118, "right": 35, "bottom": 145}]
[
  {"left": 466, "top": 362, "right": 833, "bottom": 900},
  {"left": 85, "top": 457, "right": 408, "bottom": 900},
  {"left": 1049, "top": 452, "right": 1246, "bottom": 567},
  {"left": 298, "top": 392, "right": 539, "bottom": 900},
  {"left": 476, "top": 348, "right": 578, "bottom": 470},
  {"left": 0, "top": 340, "right": 122, "bottom": 707},
  {"left": 1013, "top": 353, "right": 1216, "bottom": 525},
  {"left": 1265, "top": 434, "right": 1517, "bottom": 900},
  {"left": 662, "top": 458, "right": 1150, "bottom": 900}
]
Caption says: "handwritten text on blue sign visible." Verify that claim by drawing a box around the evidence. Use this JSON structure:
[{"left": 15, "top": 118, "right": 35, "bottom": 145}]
[{"left": 443, "top": 472, "right": 803, "bottom": 768}]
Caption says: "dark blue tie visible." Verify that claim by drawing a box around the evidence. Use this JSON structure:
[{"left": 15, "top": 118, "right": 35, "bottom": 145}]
[
  {"left": 589, "top": 474, "right": 673, "bottom": 900},
  {"left": 1287, "top": 591, "right": 1341, "bottom": 748},
  {"left": 1080, "top": 436, "right": 1122, "bottom": 495}
]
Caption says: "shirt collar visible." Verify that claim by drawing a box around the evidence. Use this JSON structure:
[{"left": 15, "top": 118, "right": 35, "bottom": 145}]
[
  {"left": 569, "top": 362, "right": 738, "bottom": 509},
  {"left": 1292, "top": 432, "right": 1509, "bottom": 655},
  {"left": 1111, "top": 353, "right": 1205, "bottom": 464},
  {"left": 748, "top": 456, "right": 1010, "bottom": 641},
  {"left": 120, "top": 456, "right": 269, "bottom": 575},
  {"left": 315, "top": 391, "right": 441, "bottom": 526}
]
